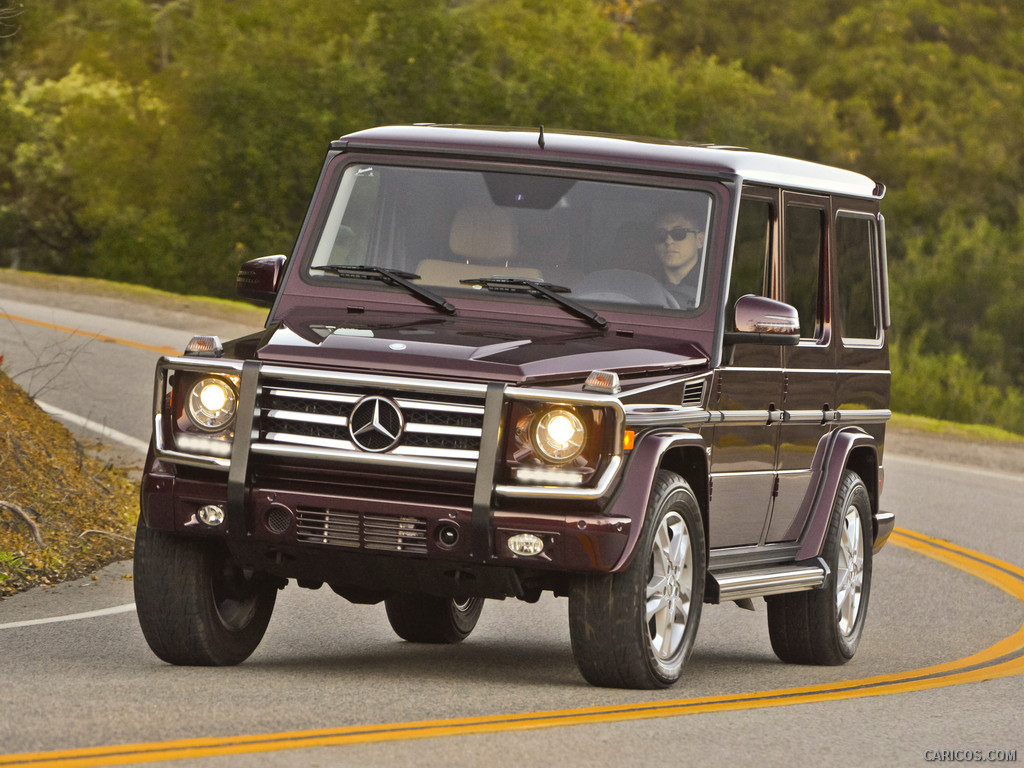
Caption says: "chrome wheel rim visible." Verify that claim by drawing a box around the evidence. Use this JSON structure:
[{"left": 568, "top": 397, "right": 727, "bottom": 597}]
[
  {"left": 645, "top": 510, "right": 693, "bottom": 660},
  {"left": 836, "top": 504, "right": 865, "bottom": 637}
]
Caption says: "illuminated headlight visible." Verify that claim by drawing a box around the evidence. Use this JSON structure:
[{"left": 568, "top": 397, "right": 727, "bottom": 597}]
[
  {"left": 186, "top": 377, "right": 238, "bottom": 432},
  {"left": 531, "top": 409, "right": 586, "bottom": 464}
]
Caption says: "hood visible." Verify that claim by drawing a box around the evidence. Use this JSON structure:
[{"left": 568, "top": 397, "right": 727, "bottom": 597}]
[{"left": 256, "top": 311, "right": 708, "bottom": 385}]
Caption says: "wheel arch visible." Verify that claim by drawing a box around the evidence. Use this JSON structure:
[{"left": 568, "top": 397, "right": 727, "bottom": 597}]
[
  {"left": 795, "top": 428, "right": 880, "bottom": 561},
  {"left": 605, "top": 431, "right": 709, "bottom": 571},
  {"left": 658, "top": 443, "right": 711, "bottom": 559}
]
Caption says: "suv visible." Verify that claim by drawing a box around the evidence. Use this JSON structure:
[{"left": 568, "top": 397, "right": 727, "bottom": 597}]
[{"left": 134, "top": 125, "right": 895, "bottom": 689}]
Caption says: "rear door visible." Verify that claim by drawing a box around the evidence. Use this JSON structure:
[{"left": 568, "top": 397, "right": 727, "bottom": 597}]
[{"left": 767, "top": 193, "right": 836, "bottom": 543}]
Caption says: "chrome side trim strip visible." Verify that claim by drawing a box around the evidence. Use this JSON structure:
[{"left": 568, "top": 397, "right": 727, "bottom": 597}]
[
  {"left": 785, "top": 409, "right": 828, "bottom": 424},
  {"left": 837, "top": 409, "right": 891, "bottom": 423},
  {"left": 624, "top": 406, "right": 712, "bottom": 427},
  {"left": 623, "top": 406, "right": 891, "bottom": 428}
]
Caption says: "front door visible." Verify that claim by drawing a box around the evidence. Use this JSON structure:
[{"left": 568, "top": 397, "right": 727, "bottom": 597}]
[{"left": 708, "top": 191, "right": 781, "bottom": 548}]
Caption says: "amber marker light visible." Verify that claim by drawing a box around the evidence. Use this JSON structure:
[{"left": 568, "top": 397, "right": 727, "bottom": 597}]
[{"left": 623, "top": 430, "right": 635, "bottom": 451}]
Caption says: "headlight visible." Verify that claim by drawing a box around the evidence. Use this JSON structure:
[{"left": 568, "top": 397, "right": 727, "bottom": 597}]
[
  {"left": 531, "top": 408, "right": 586, "bottom": 464},
  {"left": 186, "top": 377, "right": 238, "bottom": 432}
]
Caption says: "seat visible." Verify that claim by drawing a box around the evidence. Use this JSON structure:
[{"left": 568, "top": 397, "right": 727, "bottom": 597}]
[{"left": 416, "top": 204, "right": 542, "bottom": 287}]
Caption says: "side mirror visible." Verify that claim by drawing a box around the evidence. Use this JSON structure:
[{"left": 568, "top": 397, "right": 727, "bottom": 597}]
[
  {"left": 724, "top": 295, "right": 801, "bottom": 346},
  {"left": 237, "top": 255, "right": 287, "bottom": 305}
]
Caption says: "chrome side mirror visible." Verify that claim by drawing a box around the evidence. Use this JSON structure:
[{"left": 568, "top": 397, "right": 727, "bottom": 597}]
[{"left": 725, "top": 295, "right": 801, "bottom": 346}]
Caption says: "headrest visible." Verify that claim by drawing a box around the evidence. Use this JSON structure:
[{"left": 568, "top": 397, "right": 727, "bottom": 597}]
[{"left": 449, "top": 204, "right": 517, "bottom": 264}]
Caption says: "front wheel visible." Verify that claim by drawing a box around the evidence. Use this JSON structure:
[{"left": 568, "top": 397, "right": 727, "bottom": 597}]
[
  {"left": 767, "top": 469, "right": 873, "bottom": 665},
  {"left": 134, "top": 517, "right": 277, "bottom": 666},
  {"left": 569, "top": 470, "right": 705, "bottom": 689},
  {"left": 384, "top": 594, "right": 484, "bottom": 644}
]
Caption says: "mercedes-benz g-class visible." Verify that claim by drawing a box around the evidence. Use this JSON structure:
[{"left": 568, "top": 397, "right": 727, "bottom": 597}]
[{"left": 135, "top": 125, "right": 895, "bottom": 688}]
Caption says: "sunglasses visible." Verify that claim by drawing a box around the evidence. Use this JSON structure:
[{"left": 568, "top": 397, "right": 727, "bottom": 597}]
[{"left": 654, "top": 226, "right": 699, "bottom": 244}]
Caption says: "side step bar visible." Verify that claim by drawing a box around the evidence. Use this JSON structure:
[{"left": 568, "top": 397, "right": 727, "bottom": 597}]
[{"left": 706, "top": 558, "right": 829, "bottom": 604}]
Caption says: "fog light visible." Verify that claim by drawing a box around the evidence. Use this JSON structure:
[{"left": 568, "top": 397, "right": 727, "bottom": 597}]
[
  {"left": 507, "top": 533, "right": 545, "bottom": 557},
  {"left": 438, "top": 525, "right": 460, "bottom": 547},
  {"left": 197, "top": 504, "right": 226, "bottom": 527}
]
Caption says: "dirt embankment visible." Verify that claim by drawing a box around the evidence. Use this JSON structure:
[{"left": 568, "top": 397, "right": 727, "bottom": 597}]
[{"left": 0, "top": 370, "right": 137, "bottom": 596}]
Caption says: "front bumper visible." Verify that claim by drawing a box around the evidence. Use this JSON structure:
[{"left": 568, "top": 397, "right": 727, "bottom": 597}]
[{"left": 145, "top": 357, "right": 633, "bottom": 586}]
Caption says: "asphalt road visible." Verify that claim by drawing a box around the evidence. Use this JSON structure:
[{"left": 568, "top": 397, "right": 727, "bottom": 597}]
[{"left": 1, "top": 286, "right": 1022, "bottom": 767}]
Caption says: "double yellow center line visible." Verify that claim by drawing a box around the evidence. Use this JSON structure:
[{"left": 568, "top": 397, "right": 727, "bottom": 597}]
[{"left": 3, "top": 528, "right": 1023, "bottom": 767}]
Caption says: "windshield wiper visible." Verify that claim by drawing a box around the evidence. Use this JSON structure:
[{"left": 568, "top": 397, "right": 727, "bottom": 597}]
[
  {"left": 313, "top": 265, "right": 456, "bottom": 315},
  {"left": 460, "top": 277, "right": 607, "bottom": 329}
]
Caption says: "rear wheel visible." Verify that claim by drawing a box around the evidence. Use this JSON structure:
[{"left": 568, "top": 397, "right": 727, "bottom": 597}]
[
  {"left": 568, "top": 470, "right": 705, "bottom": 689},
  {"left": 134, "top": 516, "right": 277, "bottom": 666},
  {"left": 384, "top": 594, "right": 484, "bottom": 644},
  {"left": 767, "top": 469, "right": 873, "bottom": 665}
]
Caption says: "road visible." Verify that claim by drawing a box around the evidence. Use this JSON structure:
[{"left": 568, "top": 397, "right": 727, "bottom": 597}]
[{"left": 1, "top": 284, "right": 1022, "bottom": 767}]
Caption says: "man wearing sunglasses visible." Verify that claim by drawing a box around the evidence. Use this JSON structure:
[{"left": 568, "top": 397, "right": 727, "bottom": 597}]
[{"left": 652, "top": 210, "right": 705, "bottom": 309}]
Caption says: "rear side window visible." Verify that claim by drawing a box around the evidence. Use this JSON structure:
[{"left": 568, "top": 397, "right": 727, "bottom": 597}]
[{"left": 835, "top": 212, "right": 879, "bottom": 341}]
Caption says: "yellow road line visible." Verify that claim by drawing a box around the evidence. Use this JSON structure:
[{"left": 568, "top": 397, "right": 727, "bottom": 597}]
[
  {"left": 0, "top": 312, "right": 179, "bottom": 357},
  {"left": 2, "top": 531, "right": 1022, "bottom": 767}
]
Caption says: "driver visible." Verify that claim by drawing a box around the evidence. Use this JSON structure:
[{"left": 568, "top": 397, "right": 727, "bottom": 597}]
[{"left": 652, "top": 210, "right": 705, "bottom": 309}]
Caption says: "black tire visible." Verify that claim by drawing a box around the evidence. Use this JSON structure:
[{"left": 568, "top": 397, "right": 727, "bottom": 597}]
[
  {"left": 384, "top": 594, "right": 484, "bottom": 644},
  {"left": 568, "top": 470, "right": 705, "bottom": 689},
  {"left": 767, "top": 469, "right": 873, "bottom": 665},
  {"left": 133, "top": 516, "right": 277, "bottom": 666}
]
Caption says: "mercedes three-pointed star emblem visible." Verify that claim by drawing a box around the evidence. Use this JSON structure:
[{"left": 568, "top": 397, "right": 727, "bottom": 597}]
[{"left": 348, "top": 395, "right": 404, "bottom": 452}]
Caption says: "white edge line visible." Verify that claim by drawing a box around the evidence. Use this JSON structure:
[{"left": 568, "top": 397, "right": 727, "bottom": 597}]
[
  {"left": 36, "top": 400, "right": 149, "bottom": 455},
  {"left": 0, "top": 603, "right": 136, "bottom": 630}
]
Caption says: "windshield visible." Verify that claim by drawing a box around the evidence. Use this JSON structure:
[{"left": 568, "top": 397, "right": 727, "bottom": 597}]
[{"left": 306, "top": 163, "right": 716, "bottom": 313}]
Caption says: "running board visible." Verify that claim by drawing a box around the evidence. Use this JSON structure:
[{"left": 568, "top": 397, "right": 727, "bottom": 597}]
[{"left": 706, "top": 559, "right": 829, "bottom": 604}]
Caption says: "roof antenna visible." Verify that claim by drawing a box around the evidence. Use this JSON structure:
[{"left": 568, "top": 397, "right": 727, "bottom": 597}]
[{"left": 538, "top": 125, "right": 545, "bottom": 150}]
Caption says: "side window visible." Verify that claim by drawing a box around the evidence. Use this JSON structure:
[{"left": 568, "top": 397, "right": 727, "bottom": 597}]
[
  {"left": 729, "top": 197, "right": 774, "bottom": 330},
  {"left": 784, "top": 203, "right": 825, "bottom": 339},
  {"left": 836, "top": 212, "right": 879, "bottom": 341}
]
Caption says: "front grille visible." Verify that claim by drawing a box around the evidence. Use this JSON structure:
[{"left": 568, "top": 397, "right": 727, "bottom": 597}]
[
  {"left": 255, "top": 375, "right": 486, "bottom": 464},
  {"left": 296, "top": 508, "right": 428, "bottom": 553}
]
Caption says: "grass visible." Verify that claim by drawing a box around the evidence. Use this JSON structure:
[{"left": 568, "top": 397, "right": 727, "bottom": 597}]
[
  {"left": 889, "top": 413, "right": 1024, "bottom": 444},
  {"left": 0, "top": 268, "right": 265, "bottom": 326}
]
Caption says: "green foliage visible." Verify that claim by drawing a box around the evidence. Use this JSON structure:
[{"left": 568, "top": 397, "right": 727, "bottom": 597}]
[
  {"left": 891, "top": 337, "right": 1024, "bottom": 435},
  {"left": 1, "top": 0, "right": 1023, "bottom": 430}
]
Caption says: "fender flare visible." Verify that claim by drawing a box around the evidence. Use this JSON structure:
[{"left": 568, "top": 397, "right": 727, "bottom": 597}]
[
  {"left": 795, "top": 427, "right": 880, "bottom": 561},
  {"left": 603, "top": 430, "right": 708, "bottom": 572}
]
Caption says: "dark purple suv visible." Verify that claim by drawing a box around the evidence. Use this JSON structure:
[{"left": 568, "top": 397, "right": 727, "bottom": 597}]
[{"left": 134, "top": 125, "right": 895, "bottom": 688}]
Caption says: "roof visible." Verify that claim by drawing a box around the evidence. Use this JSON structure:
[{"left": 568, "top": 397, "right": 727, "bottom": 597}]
[{"left": 335, "top": 125, "right": 884, "bottom": 200}]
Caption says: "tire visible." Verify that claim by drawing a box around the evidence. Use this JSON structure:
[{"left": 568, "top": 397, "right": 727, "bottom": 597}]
[
  {"left": 133, "top": 516, "right": 277, "bottom": 666},
  {"left": 384, "top": 594, "right": 484, "bottom": 644},
  {"left": 568, "top": 470, "right": 705, "bottom": 689},
  {"left": 767, "top": 469, "right": 873, "bottom": 665}
]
